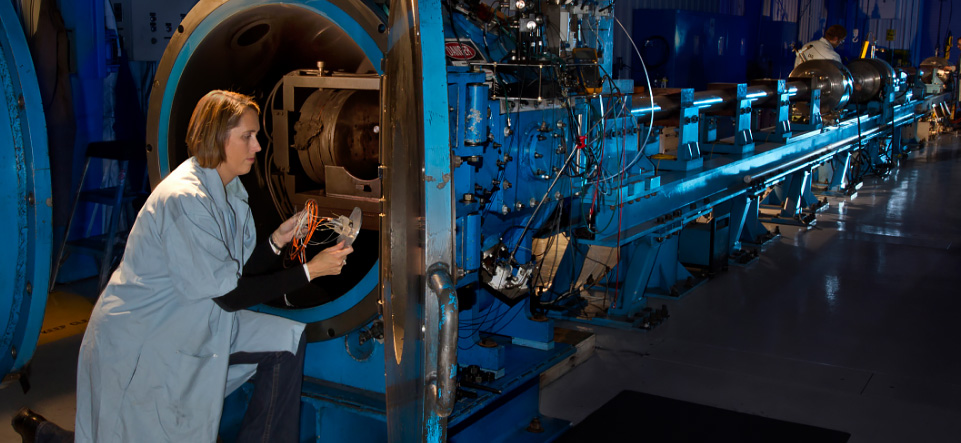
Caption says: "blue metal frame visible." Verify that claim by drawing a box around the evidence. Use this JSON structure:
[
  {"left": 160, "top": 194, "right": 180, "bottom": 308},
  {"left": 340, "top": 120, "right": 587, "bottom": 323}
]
[
  {"left": 0, "top": 0, "right": 53, "bottom": 381},
  {"left": 547, "top": 80, "right": 939, "bottom": 326},
  {"left": 707, "top": 83, "right": 755, "bottom": 156}
]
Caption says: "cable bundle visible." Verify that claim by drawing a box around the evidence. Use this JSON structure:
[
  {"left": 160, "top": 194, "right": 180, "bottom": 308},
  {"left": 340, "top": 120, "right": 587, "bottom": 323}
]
[
  {"left": 288, "top": 199, "right": 334, "bottom": 263},
  {"left": 288, "top": 200, "right": 320, "bottom": 263}
]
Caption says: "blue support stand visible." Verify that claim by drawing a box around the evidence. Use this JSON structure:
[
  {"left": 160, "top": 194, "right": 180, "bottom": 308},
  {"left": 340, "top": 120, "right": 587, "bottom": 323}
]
[
  {"left": 751, "top": 79, "right": 792, "bottom": 142},
  {"left": 608, "top": 234, "right": 696, "bottom": 311},
  {"left": 791, "top": 81, "right": 823, "bottom": 132},
  {"left": 657, "top": 89, "right": 703, "bottom": 171},
  {"left": 707, "top": 83, "right": 755, "bottom": 156},
  {"left": 761, "top": 168, "right": 827, "bottom": 226},
  {"left": 543, "top": 229, "right": 702, "bottom": 327},
  {"left": 713, "top": 198, "right": 759, "bottom": 266},
  {"left": 679, "top": 209, "right": 732, "bottom": 274},
  {"left": 814, "top": 150, "right": 858, "bottom": 197},
  {"left": 735, "top": 193, "right": 779, "bottom": 248}
]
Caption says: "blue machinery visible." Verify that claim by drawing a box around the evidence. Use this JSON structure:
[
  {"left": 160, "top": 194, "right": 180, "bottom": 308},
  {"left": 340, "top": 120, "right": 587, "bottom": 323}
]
[
  {"left": 0, "top": 0, "right": 949, "bottom": 441},
  {"left": 141, "top": 0, "right": 946, "bottom": 438},
  {"left": 134, "top": 0, "right": 952, "bottom": 441},
  {"left": 0, "top": 0, "right": 53, "bottom": 388}
]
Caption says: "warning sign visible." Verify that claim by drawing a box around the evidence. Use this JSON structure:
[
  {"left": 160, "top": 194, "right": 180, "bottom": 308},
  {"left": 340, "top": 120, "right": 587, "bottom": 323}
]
[
  {"left": 445, "top": 41, "right": 478, "bottom": 61},
  {"left": 886, "top": 29, "right": 895, "bottom": 41}
]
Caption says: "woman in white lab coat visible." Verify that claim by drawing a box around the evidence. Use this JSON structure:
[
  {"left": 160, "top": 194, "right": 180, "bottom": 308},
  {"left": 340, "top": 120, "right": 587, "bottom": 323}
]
[{"left": 15, "top": 90, "right": 352, "bottom": 443}]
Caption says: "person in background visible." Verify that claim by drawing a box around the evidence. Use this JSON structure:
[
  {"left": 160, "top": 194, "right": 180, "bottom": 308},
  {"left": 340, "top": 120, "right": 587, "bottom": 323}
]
[
  {"left": 954, "top": 36, "right": 961, "bottom": 67},
  {"left": 795, "top": 24, "right": 847, "bottom": 67},
  {"left": 12, "top": 90, "right": 353, "bottom": 443},
  {"left": 954, "top": 37, "right": 961, "bottom": 107},
  {"left": 945, "top": 37, "right": 961, "bottom": 121}
]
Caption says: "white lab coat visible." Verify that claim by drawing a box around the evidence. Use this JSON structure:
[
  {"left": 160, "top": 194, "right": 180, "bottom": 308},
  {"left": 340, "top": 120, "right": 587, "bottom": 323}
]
[
  {"left": 795, "top": 37, "right": 841, "bottom": 67},
  {"left": 74, "top": 157, "right": 305, "bottom": 443}
]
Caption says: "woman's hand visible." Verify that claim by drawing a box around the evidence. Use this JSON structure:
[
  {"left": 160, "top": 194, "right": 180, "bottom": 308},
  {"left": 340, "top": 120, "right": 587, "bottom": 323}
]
[
  {"left": 271, "top": 210, "right": 306, "bottom": 247},
  {"left": 305, "top": 241, "right": 353, "bottom": 279}
]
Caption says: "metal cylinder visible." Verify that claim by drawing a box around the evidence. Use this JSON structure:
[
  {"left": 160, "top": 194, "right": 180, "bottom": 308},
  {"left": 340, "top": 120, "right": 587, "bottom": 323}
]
[
  {"left": 745, "top": 85, "right": 774, "bottom": 105},
  {"left": 295, "top": 88, "right": 381, "bottom": 183},
  {"left": 864, "top": 58, "right": 897, "bottom": 87},
  {"left": 464, "top": 83, "right": 489, "bottom": 146},
  {"left": 847, "top": 58, "right": 896, "bottom": 103},
  {"left": 846, "top": 60, "right": 883, "bottom": 103},
  {"left": 631, "top": 82, "right": 804, "bottom": 119},
  {"left": 788, "top": 60, "right": 854, "bottom": 111}
]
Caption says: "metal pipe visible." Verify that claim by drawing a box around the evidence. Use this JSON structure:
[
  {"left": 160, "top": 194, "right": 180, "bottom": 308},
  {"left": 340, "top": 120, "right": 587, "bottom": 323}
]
[
  {"left": 629, "top": 81, "right": 808, "bottom": 120},
  {"left": 788, "top": 81, "right": 808, "bottom": 99},
  {"left": 428, "top": 263, "right": 458, "bottom": 418},
  {"left": 745, "top": 85, "right": 772, "bottom": 102}
]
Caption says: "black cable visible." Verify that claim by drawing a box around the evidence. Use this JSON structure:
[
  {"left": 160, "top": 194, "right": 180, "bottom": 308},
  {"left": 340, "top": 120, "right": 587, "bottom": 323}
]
[
  {"left": 937, "top": 0, "right": 945, "bottom": 56},
  {"left": 444, "top": 0, "right": 467, "bottom": 47}
]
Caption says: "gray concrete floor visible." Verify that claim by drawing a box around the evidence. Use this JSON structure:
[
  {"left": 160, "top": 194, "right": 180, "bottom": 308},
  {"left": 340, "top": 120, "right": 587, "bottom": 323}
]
[
  {"left": 541, "top": 133, "right": 961, "bottom": 442},
  {"left": 2, "top": 134, "right": 960, "bottom": 442}
]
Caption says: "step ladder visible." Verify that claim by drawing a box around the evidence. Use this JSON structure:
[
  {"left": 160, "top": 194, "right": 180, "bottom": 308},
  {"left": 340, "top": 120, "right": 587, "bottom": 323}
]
[{"left": 51, "top": 140, "right": 143, "bottom": 292}]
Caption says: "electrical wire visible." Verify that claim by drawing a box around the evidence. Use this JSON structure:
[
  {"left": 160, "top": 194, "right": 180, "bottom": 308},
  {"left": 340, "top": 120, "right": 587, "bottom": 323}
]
[
  {"left": 261, "top": 79, "right": 295, "bottom": 218},
  {"left": 601, "top": 16, "right": 654, "bottom": 183},
  {"left": 284, "top": 199, "right": 348, "bottom": 265},
  {"left": 287, "top": 200, "right": 322, "bottom": 263}
]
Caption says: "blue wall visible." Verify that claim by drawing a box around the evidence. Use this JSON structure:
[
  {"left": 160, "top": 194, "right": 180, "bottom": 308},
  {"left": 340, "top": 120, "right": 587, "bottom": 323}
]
[
  {"left": 620, "top": 0, "right": 937, "bottom": 87},
  {"left": 921, "top": 0, "right": 961, "bottom": 64}
]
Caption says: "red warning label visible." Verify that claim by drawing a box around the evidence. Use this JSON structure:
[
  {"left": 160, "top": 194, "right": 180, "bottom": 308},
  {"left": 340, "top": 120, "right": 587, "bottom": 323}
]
[{"left": 445, "top": 42, "right": 477, "bottom": 60}]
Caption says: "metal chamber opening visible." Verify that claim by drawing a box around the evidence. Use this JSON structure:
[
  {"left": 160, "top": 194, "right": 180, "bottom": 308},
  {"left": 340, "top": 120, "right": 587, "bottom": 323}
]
[
  {"left": 165, "top": 3, "right": 378, "bottom": 166},
  {"left": 150, "top": 2, "right": 385, "bottom": 334}
]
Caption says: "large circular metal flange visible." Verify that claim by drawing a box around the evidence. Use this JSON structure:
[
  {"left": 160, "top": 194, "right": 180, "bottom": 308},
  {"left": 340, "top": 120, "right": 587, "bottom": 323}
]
[
  {"left": 145, "top": 0, "right": 387, "bottom": 341},
  {"left": 846, "top": 60, "right": 883, "bottom": 103},
  {"left": 0, "top": 0, "right": 52, "bottom": 378},
  {"left": 919, "top": 56, "right": 951, "bottom": 84},
  {"left": 847, "top": 58, "right": 897, "bottom": 103},
  {"left": 788, "top": 60, "right": 855, "bottom": 111}
]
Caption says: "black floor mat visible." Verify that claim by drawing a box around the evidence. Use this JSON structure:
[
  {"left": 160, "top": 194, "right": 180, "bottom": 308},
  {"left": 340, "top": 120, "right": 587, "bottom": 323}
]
[{"left": 558, "top": 391, "right": 850, "bottom": 442}]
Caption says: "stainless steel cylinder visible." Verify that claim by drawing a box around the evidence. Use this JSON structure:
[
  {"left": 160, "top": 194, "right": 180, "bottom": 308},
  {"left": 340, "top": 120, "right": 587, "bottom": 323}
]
[
  {"left": 846, "top": 58, "right": 896, "bottom": 103},
  {"left": 788, "top": 60, "right": 854, "bottom": 111},
  {"left": 295, "top": 88, "right": 381, "bottom": 183}
]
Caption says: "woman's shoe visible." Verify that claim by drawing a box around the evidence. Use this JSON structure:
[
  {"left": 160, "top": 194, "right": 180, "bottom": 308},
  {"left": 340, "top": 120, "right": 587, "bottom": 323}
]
[{"left": 11, "top": 407, "right": 47, "bottom": 443}]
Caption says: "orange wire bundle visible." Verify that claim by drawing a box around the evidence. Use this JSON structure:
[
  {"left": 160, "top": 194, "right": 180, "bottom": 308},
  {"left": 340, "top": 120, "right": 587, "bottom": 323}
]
[{"left": 288, "top": 199, "right": 323, "bottom": 263}]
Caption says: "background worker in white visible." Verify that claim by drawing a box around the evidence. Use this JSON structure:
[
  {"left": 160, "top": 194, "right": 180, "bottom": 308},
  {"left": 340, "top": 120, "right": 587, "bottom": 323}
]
[
  {"left": 795, "top": 24, "right": 847, "bottom": 67},
  {"left": 14, "top": 90, "right": 353, "bottom": 443}
]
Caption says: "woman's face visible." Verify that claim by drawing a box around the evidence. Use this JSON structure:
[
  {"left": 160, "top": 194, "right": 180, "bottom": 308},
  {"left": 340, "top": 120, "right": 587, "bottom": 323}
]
[{"left": 216, "top": 108, "right": 261, "bottom": 185}]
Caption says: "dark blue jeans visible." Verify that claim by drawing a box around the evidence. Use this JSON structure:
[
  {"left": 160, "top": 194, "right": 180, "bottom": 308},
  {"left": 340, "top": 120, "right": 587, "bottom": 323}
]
[
  {"left": 36, "top": 333, "right": 306, "bottom": 443},
  {"left": 35, "top": 422, "right": 73, "bottom": 443},
  {"left": 228, "top": 333, "right": 306, "bottom": 443}
]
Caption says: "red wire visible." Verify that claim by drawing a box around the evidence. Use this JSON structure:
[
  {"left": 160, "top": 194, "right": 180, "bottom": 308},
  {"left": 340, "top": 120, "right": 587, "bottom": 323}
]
[{"left": 288, "top": 200, "right": 322, "bottom": 263}]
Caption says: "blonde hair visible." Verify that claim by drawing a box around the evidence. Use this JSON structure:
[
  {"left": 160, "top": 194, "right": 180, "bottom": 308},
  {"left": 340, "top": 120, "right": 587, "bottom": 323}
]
[{"left": 185, "top": 90, "right": 261, "bottom": 168}]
